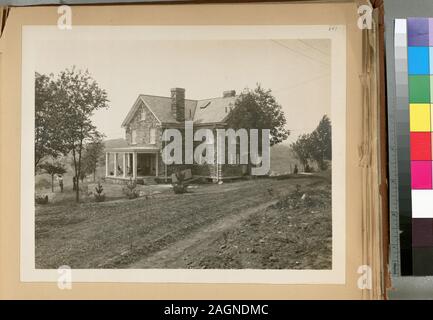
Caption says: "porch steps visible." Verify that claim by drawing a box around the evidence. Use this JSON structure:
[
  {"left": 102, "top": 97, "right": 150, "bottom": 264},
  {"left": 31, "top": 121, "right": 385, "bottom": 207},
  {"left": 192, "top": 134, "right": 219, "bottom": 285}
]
[{"left": 136, "top": 177, "right": 157, "bottom": 185}]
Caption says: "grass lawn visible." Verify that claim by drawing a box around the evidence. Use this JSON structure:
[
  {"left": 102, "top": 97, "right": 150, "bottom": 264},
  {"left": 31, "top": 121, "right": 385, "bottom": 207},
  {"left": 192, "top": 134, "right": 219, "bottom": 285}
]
[{"left": 35, "top": 175, "right": 332, "bottom": 269}]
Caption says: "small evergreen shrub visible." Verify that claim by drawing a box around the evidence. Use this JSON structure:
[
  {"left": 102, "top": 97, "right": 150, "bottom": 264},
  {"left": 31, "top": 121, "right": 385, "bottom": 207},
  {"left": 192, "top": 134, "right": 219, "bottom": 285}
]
[{"left": 94, "top": 182, "right": 106, "bottom": 202}]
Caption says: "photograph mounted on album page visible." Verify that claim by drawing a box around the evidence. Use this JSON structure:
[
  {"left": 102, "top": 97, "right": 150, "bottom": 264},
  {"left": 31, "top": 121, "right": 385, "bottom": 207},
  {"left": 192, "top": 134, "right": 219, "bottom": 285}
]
[{"left": 0, "top": 2, "right": 368, "bottom": 299}]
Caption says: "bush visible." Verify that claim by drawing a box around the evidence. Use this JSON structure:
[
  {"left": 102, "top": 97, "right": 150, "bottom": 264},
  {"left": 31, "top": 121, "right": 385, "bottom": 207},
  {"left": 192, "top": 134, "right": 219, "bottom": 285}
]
[
  {"left": 123, "top": 178, "right": 139, "bottom": 199},
  {"left": 94, "top": 182, "right": 106, "bottom": 202},
  {"left": 172, "top": 171, "right": 188, "bottom": 194},
  {"left": 35, "top": 195, "right": 49, "bottom": 205},
  {"left": 35, "top": 178, "right": 51, "bottom": 190}
]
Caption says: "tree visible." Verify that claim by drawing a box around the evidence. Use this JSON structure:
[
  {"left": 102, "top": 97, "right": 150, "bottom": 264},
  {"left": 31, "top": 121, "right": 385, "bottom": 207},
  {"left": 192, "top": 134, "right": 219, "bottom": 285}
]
[
  {"left": 53, "top": 67, "right": 109, "bottom": 202},
  {"left": 82, "top": 138, "right": 105, "bottom": 182},
  {"left": 290, "top": 133, "right": 312, "bottom": 171},
  {"left": 227, "top": 84, "right": 289, "bottom": 146},
  {"left": 290, "top": 115, "right": 332, "bottom": 172},
  {"left": 226, "top": 85, "right": 289, "bottom": 174},
  {"left": 308, "top": 115, "right": 332, "bottom": 170},
  {"left": 35, "top": 72, "right": 68, "bottom": 169},
  {"left": 38, "top": 161, "right": 66, "bottom": 192}
]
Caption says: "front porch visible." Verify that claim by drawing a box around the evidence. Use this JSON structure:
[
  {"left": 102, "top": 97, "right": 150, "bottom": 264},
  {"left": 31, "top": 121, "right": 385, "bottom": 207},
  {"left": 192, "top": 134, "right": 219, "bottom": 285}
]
[{"left": 105, "top": 147, "right": 159, "bottom": 181}]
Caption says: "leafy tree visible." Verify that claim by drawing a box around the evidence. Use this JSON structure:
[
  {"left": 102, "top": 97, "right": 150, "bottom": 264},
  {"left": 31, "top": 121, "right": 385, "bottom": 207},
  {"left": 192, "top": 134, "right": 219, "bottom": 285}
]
[
  {"left": 38, "top": 161, "right": 66, "bottom": 192},
  {"left": 290, "top": 115, "right": 332, "bottom": 172},
  {"left": 290, "top": 133, "right": 312, "bottom": 171},
  {"left": 53, "top": 67, "right": 109, "bottom": 202},
  {"left": 35, "top": 72, "right": 68, "bottom": 168},
  {"left": 227, "top": 84, "right": 290, "bottom": 146},
  {"left": 309, "top": 115, "right": 332, "bottom": 170},
  {"left": 226, "top": 84, "right": 289, "bottom": 174},
  {"left": 82, "top": 138, "right": 105, "bottom": 182}
]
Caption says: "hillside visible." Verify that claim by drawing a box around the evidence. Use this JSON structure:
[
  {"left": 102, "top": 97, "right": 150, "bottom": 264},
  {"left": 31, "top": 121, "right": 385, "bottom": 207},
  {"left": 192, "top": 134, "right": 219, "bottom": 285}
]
[
  {"left": 103, "top": 138, "right": 128, "bottom": 149},
  {"left": 270, "top": 144, "right": 300, "bottom": 174}
]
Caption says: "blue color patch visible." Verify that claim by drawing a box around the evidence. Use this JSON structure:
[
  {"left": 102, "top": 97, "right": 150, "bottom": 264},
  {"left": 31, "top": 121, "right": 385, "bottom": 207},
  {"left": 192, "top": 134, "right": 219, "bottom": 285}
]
[{"left": 408, "top": 46, "right": 430, "bottom": 75}]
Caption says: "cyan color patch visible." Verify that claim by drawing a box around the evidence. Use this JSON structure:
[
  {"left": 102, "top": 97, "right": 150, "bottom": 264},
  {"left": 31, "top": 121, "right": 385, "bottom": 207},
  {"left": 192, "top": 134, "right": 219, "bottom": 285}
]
[
  {"left": 430, "top": 47, "right": 433, "bottom": 74},
  {"left": 408, "top": 46, "right": 430, "bottom": 75}
]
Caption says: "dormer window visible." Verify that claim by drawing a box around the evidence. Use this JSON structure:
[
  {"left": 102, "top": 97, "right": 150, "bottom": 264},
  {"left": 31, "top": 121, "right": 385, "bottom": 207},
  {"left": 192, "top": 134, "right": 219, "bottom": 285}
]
[{"left": 200, "top": 101, "right": 211, "bottom": 109}]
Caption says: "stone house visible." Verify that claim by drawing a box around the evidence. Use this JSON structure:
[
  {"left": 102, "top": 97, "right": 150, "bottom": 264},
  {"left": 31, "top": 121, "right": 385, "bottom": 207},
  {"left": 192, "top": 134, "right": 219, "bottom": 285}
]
[{"left": 105, "top": 88, "right": 248, "bottom": 183}]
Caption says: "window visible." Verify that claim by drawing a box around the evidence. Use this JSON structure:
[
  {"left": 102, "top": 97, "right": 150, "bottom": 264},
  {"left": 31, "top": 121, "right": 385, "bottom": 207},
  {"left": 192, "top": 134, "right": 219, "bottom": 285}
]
[
  {"left": 150, "top": 128, "right": 156, "bottom": 144},
  {"left": 131, "top": 129, "right": 137, "bottom": 144}
]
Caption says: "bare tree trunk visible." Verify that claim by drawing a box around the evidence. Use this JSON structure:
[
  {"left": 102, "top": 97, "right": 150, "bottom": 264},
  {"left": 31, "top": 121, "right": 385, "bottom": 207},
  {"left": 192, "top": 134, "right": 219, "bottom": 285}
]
[
  {"left": 72, "top": 149, "right": 80, "bottom": 203},
  {"left": 76, "top": 145, "right": 83, "bottom": 203},
  {"left": 51, "top": 174, "right": 54, "bottom": 193}
]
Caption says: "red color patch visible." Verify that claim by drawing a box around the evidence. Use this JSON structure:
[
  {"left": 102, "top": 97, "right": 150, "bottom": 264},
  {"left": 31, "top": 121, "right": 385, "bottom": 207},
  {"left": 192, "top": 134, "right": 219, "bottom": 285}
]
[{"left": 411, "top": 132, "right": 432, "bottom": 160}]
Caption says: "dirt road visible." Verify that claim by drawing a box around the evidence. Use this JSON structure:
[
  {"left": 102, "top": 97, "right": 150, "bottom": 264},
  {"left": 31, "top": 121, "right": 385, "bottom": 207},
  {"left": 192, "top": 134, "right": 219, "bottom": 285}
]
[{"left": 129, "top": 200, "right": 277, "bottom": 268}]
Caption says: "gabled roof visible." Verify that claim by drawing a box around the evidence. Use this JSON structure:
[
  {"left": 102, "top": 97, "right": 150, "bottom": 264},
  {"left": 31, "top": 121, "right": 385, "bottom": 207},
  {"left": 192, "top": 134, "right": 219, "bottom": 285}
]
[{"left": 122, "top": 93, "right": 237, "bottom": 127}]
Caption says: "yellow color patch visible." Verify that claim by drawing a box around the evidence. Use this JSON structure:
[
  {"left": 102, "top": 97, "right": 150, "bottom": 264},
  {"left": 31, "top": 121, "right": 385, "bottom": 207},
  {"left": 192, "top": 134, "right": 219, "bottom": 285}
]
[{"left": 410, "top": 104, "right": 431, "bottom": 132}]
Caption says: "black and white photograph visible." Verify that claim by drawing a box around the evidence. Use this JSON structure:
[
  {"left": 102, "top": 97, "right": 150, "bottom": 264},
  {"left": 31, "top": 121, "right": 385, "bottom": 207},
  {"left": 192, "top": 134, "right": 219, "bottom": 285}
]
[{"left": 22, "top": 26, "right": 346, "bottom": 283}]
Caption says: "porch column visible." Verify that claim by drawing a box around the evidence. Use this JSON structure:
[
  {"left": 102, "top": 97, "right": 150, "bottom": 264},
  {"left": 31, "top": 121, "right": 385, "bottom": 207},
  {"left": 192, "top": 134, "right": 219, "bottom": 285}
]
[
  {"left": 122, "top": 153, "right": 126, "bottom": 178},
  {"left": 133, "top": 152, "right": 137, "bottom": 179},
  {"left": 114, "top": 153, "right": 118, "bottom": 176},
  {"left": 126, "top": 153, "right": 130, "bottom": 176},
  {"left": 155, "top": 153, "right": 159, "bottom": 177},
  {"left": 105, "top": 153, "right": 109, "bottom": 177}
]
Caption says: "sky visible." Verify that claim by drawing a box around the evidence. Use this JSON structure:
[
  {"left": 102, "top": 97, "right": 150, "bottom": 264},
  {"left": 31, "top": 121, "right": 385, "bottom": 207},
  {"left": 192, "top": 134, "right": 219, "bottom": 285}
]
[{"left": 34, "top": 36, "right": 331, "bottom": 144}]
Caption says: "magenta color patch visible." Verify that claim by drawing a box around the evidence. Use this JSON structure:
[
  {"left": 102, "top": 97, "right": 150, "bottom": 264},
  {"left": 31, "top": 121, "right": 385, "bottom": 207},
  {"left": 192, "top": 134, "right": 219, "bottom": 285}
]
[{"left": 411, "top": 161, "right": 433, "bottom": 189}]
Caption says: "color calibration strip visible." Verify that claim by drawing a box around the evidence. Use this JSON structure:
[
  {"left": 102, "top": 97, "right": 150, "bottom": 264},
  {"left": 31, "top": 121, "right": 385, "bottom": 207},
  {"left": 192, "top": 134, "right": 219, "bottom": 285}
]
[
  {"left": 407, "top": 18, "right": 433, "bottom": 275},
  {"left": 394, "top": 19, "right": 412, "bottom": 276}
]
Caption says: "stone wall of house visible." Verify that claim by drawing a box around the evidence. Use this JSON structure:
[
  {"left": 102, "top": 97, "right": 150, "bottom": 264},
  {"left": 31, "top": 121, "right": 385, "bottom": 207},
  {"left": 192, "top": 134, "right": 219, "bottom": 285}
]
[
  {"left": 125, "top": 101, "right": 161, "bottom": 147},
  {"left": 191, "top": 163, "right": 213, "bottom": 177},
  {"left": 221, "top": 164, "right": 246, "bottom": 177},
  {"left": 155, "top": 126, "right": 249, "bottom": 180}
]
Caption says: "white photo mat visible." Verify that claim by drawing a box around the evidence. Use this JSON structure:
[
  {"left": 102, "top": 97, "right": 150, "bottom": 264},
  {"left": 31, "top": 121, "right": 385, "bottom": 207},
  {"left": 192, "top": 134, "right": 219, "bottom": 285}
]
[{"left": 21, "top": 25, "right": 346, "bottom": 284}]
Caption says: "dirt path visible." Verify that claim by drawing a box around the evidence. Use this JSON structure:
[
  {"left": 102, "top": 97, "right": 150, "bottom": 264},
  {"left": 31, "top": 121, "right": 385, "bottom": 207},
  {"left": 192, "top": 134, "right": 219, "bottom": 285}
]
[{"left": 129, "top": 200, "right": 277, "bottom": 268}]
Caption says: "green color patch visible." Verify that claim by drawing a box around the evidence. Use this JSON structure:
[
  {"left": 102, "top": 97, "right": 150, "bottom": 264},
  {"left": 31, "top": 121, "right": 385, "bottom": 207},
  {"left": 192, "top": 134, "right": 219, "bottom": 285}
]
[
  {"left": 409, "top": 75, "right": 431, "bottom": 103},
  {"left": 430, "top": 76, "right": 433, "bottom": 102}
]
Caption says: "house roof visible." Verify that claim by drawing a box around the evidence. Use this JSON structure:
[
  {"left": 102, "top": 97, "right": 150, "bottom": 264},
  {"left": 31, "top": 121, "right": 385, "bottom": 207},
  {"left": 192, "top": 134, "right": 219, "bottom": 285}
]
[
  {"left": 122, "top": 93, "right": 237, "bottom": 127},
  {"left": 193, "top": 96, "right": 236, "bottom": 124}
]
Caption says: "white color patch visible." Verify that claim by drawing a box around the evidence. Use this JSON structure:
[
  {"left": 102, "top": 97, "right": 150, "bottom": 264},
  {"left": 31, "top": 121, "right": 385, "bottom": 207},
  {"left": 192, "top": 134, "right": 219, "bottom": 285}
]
[{"left": 412, "top": 190, "right": 433, "bottom": 218}]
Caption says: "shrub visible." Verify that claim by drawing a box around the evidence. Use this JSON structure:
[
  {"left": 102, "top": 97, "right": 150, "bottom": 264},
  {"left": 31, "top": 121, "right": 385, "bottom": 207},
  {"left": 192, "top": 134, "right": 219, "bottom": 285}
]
[
  {"left": 35, "top": 178, "right": 51, "bottom": 190},
  {"left": 94, "top": 182, "right": 106, "bottom": 202},
  {"left": 35, "top": 195, "right": 49, "bottom": 205},
  {"left": 172, "top": 171, "right": 188, "bottom": 194},
  {"left": 123, "top": 178, "right": 139, "bottom": 199}
]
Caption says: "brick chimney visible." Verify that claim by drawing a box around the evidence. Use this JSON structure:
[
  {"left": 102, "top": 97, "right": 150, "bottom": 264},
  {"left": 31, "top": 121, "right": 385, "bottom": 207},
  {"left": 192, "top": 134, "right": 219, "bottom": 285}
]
[
  {"left": 170, "top": 88, "right": 185, "bottom": 122},
  {"left": 223, "top": 90, "right": 236, "bottom": 98}
]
